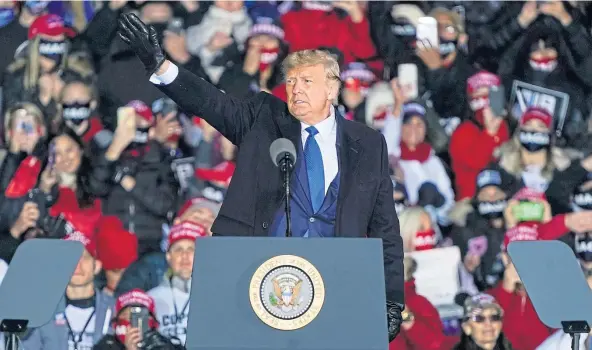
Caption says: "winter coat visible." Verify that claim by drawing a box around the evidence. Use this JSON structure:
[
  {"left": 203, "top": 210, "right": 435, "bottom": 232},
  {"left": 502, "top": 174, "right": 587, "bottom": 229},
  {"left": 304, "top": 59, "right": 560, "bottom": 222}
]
[
  {"left": 389, "top": 279, "right": 459, "bottom": 350},
  {"left": 20, "top": 290, "right": 115, "bottom": 350}
]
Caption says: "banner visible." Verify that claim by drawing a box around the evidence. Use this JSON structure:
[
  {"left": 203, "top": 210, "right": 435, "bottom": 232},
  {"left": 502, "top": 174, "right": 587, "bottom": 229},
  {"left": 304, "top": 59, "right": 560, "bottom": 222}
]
[
  {"left": 171, "top": 157, "right": 195, "bottom": 191},
  {"left": 509, "top": 80, "right": 570, "bottom": 137}
]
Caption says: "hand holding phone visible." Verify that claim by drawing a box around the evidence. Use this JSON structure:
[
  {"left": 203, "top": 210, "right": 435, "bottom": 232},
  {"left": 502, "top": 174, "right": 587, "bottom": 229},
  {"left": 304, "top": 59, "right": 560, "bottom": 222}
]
[
  {"left": 512, "top": 201, "right": 545, "bottom": 222},
  {"left": 416, "top": 17, "right": 439, "bottom": 49},
  {"left": 130, "top": 306, "right": 150, "bottom": 336}
]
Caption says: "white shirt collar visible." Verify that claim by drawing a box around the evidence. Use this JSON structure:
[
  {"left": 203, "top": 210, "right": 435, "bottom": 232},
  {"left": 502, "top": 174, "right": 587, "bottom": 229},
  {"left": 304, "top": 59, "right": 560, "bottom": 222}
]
[{"left": 300, "top": 105, "right": 337, "bottom": 140}]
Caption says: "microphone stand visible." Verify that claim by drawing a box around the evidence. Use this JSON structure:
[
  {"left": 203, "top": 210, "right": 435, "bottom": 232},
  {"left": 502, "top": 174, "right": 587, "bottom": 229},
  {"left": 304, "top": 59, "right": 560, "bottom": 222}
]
[{"left": 279, "top": 153, "right": 293, "bottom": 237}]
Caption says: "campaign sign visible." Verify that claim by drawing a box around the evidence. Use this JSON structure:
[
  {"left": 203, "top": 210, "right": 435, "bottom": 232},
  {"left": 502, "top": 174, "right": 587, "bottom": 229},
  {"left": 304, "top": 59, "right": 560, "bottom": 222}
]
[
  {"left": 509, "top": 80, "right": 570, "bottom": 137},
  {"left": 171, "top": 157, "right": 195, "bottom": 191}
]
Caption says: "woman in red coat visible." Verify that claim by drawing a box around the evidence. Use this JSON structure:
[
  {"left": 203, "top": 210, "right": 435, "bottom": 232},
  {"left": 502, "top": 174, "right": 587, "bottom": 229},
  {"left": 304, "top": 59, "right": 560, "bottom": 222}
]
[{"left": 389, "top": 257, "right": 458, "bottom": 350}]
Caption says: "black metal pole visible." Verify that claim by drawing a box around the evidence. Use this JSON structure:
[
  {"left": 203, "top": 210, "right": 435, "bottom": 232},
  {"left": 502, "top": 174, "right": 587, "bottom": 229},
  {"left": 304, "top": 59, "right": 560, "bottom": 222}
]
[
  {"left": 282, "top": 153, "right": 292, "bottom": 237},
  {"left": 572, "top": 333, "right": 580, "bottom": 350}
]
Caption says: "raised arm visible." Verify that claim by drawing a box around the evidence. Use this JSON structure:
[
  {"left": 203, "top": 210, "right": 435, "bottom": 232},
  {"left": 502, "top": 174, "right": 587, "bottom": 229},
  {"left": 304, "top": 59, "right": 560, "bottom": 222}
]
[{"left": 117, "top": 13, "right": 258, "bottom": 145}]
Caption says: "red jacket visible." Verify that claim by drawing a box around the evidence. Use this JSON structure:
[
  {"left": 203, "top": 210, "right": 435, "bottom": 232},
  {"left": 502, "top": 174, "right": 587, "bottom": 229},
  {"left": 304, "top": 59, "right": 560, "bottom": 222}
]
[
  {"left": 81, "top": 117, "right": 104, "bottom": 145},
  {"left": 389, "top": 280, "right": 458, "bottom": 350},
  {"left": 281, "top": 8, "right": 377, "bottom": 66},
  {"left": 488, "top": 283, "right": 553, "bottom": 350},
  {"left": 449, "top": 118, "right": 509, "bottom": 200}
]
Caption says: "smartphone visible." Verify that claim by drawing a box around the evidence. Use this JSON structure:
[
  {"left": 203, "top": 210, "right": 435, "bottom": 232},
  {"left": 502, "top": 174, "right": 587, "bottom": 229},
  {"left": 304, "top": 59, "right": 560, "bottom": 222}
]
[
  {"left": 167, "top": 17, "right": 184, "bottom": 35},
  {"left": 513, "top": 201, "right": 545, "bottom": 222},
  {"left": 416, "top": 17, "right": 439, "bottom": 48},
  {"left": 467, "top": 236, "right": 488, "bottom": 257},
  {"left": 117, "top": 106, "right": 136, "bottom": 130},
  {"left": 398, "top": 64, "right": 419, "bottom": 100},
  {"left": 130, "top": 306, "right": 150, "bottom": 334},
  {"left": 489, "top": 85, "right": 506, "bottom": 117}
]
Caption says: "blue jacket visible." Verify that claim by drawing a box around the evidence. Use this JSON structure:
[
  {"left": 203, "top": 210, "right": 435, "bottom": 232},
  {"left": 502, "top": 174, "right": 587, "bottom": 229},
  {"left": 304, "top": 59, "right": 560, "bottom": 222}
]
[{"left": 20, "top": 290, "right": 115, "bottom": 350}]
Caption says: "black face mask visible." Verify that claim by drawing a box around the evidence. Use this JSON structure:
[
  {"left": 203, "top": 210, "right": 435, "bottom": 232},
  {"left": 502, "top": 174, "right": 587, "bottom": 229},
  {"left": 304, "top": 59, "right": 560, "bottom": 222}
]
[
  {"left": 519, "top": 130, "right": 551, "bottom": 152},
  {"left": 62, "top": 102, "right": 91, "bottom": 126},
  {"left": 391, "top": 21, "right": 416, "bottom": 48},
  {"left": 573, "top": 189, "right": 592, "bottom": 210},
  {"left": 439, "top": 38, "right": 457, "bottom": 58},
  {"left": 133, "top": 127, "right": 150, "bottom": 144},
  {"left": 476, "top": 199, "right": 507, "bottom": 220},
  {"left": 575, "top": 233, "right": 592, "bottom": 262}
]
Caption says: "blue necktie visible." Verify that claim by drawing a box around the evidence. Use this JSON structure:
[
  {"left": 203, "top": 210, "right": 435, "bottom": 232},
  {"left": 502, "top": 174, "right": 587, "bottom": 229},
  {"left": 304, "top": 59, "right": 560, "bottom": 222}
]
[{"left": 304, "top": 126, "right": 325, "bottom": 213}]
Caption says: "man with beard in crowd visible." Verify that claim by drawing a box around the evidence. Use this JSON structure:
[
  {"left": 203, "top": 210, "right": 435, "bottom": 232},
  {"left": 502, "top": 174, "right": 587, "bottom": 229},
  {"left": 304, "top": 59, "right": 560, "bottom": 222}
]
[{"left": 118, "top": 12, "right": 405, "bottom": 342}]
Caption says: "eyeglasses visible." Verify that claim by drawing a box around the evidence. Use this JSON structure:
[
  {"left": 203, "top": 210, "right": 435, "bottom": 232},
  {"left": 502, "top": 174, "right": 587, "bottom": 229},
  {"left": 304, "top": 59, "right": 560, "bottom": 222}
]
[{"left": 470, "top": 314, "right": 503, "bottom": 323}]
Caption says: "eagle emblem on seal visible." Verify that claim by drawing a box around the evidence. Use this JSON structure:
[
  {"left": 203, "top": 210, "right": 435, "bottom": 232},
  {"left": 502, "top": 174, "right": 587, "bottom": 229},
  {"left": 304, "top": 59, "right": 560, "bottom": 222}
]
[{"left": 268, "top": 274, "right": 303, "bottom": 312}]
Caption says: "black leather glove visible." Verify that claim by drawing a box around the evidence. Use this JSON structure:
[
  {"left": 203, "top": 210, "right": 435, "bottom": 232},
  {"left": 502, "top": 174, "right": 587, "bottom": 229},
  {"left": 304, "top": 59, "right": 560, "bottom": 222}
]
[
  {"left": 387, "top": 301, "right": 403, "bottom": 342},
  {"left": 118, "top": 13, "right": 166, "bottom": 76}
]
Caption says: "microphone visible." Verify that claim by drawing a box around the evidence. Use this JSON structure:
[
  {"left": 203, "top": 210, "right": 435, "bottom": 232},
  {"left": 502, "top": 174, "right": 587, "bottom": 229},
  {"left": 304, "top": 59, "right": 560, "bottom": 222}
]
[
  {"left": 269, "top": 138, "right": 297, "bottom": 237},
  {"left": 270, "top": 138, "right": 297, "bottom": 170}
]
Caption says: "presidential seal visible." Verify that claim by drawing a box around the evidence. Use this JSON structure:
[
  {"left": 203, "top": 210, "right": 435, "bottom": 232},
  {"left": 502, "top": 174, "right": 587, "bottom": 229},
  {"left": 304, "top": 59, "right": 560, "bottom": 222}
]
[{"left": 249, "top": 255, "right": 325, "bottom": 331}]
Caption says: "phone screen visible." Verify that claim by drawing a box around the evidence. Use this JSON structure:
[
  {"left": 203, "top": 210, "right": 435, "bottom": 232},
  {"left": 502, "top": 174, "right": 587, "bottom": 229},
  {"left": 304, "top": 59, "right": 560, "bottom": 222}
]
[
  {"left": 48, "top": 142, "right": 55, "bottom": 169},
  {"left": 398, "top": 64, "right": 418, "bottom": 100}
]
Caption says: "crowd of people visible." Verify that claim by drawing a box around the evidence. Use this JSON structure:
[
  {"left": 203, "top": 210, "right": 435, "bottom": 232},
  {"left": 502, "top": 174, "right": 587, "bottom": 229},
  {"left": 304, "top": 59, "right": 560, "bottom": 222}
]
[{"left": 1, "top": 0, "right": 592, "bottom": 349}]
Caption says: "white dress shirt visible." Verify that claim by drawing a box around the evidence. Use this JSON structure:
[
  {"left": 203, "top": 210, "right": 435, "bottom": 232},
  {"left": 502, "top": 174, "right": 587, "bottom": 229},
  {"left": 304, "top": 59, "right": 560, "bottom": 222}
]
[
  {"left": 151, "top": 63, "right": 340, "bottom": 196},
  {"left": 300, "top": 106, "right": 339, "bottom": 195}
]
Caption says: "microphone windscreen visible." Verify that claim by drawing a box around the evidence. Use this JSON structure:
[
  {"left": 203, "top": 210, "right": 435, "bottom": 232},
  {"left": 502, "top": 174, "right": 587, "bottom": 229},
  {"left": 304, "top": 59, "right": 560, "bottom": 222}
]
[{"left": 269, "top": 138, "right": 297, "bottom": 167}]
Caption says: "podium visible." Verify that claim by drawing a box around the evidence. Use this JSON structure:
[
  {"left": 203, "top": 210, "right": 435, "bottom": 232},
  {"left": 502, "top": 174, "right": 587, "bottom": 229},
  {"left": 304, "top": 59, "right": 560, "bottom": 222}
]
[
  {"left": 508, "top": 240, "right": 592, "bottom": 350},
  {"left": 0, "top": 239, "right": 83, "bottom": 350},
  {"left": 185, "top": 237, "right": 390, "bottom": 350}
]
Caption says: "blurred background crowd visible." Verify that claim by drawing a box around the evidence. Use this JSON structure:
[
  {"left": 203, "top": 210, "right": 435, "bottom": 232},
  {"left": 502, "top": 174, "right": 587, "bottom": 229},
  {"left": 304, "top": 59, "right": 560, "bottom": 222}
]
[{"left": 2, "top": 0, "right": 592, "bottom": 349}]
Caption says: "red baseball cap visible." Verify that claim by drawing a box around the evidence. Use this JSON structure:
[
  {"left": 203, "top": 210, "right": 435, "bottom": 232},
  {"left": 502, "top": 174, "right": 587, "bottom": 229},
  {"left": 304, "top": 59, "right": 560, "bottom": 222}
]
[
  {"left": 167, "top": 220, "right": 207, "bottom": 249},
  {"left": 96, "top": 216, "right": 138, "bottom": 270},
  {"left": 520, "top": 107, "right": 552, "bottom": 129},
  {"left": 115, "top": 289, "right": 156, "bottom": 315},
  {"left": 28, "top": 14, "right": 75, "bottom": 40},
  {"left": 64, "top": 230, "right": 97, "bottom": 258},
  {"left": 502, "top": 225, "right": 539, "bottom": 251},
  {"left": 195, "top": 161, "right": 235, "bottom": 186}
]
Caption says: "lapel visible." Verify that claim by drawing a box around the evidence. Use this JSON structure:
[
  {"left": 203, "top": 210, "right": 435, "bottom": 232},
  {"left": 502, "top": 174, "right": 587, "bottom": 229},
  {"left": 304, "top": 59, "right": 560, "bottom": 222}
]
[{"left": 335, "top": 114, "right": 362, "bottom": 234}]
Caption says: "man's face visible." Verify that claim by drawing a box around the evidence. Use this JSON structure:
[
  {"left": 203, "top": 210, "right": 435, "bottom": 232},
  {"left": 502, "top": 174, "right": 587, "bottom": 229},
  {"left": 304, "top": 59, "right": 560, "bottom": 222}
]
[
  {"left": 140, "top": 3, "right": 172, "bottom": 24},
  {"left": 70, "top": 249, "right": 100, "bottom": 287},
  {"left": 285, "top": 64, "right": 335, "bottom": 124},
  {"left": 167, "top": 239, "right": 195, "bottom": 280}
]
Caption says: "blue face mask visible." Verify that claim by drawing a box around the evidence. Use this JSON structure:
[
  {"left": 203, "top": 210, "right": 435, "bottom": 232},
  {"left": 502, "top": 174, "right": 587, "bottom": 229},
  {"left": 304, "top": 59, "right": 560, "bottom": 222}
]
[
  {"left": 0, "top": 8, "right": 15, "bottom": 28},
  {"left": 24, "top": 0, "right": 49, "bottom": 16}
]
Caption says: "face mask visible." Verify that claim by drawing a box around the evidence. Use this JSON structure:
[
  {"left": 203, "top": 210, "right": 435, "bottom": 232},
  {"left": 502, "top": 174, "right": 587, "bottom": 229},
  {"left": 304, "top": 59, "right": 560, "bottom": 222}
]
[
  {"left": 414, "top": 229, "right": 436, "bottom": 251},
  {"left": 529, "top": 57, "right": 558, "bottom": 72},
  {"left": 573, "top": 189, "right": 592, "bottom": 210},
  {"left": 133, "top": 127, "right": 150, "bottom": 144},
  {"left": 0, "top": 8, "right": 15, "bottom": 27},
  {"left": 469, "top": 96, "right": 489, "bottom": 112},
  {"left": 38, "top": 39, "right": 66, "bottom": 64},
  {"left": 62, "top": 102, "right": 91, "bottom": 126},
  {"left": 476, "top": 199, "right": 507, "bottom": 220},
  {"left": 575, "top": 233, "right": 592, "bottom": 262},
  {"left": 519, "top": 130, "right": 550, "bottom": 152},
  {"left": 439, "top": 38, "right": 457, "bottom": 58},
  {"left": 24, "top": 0, "right": 49, "bottom": 16},
  {"left": 259, "top": 47, "right": 279, "bottom": 72}
]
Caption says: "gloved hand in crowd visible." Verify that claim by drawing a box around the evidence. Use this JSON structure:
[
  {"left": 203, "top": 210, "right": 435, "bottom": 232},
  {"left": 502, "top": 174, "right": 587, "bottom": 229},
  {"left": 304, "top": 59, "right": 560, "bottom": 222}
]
[
  {"left": 386, "top": 301, "right": 404, "bottom": 341},
  {"left": 118, "top": 13, "right": 166, "bottom": 76}
]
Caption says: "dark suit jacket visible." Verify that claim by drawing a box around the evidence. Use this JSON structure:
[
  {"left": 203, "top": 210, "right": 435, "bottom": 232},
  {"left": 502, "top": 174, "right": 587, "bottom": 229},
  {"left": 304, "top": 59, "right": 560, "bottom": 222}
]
[{"left": 156, "top": 66, "right": 404, "bottom": 303}]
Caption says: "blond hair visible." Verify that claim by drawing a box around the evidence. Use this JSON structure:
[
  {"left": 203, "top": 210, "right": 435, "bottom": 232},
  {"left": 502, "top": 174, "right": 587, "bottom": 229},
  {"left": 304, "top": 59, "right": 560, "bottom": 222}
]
[
  {"left": 4, "top": 102, "right": 45, "bottom": 142},
  {"left": 281, "top": 49, "right": 341, "bottom": 90},
  {"left": 398, "top": 206, "right": 431, "bottom": 252}
]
